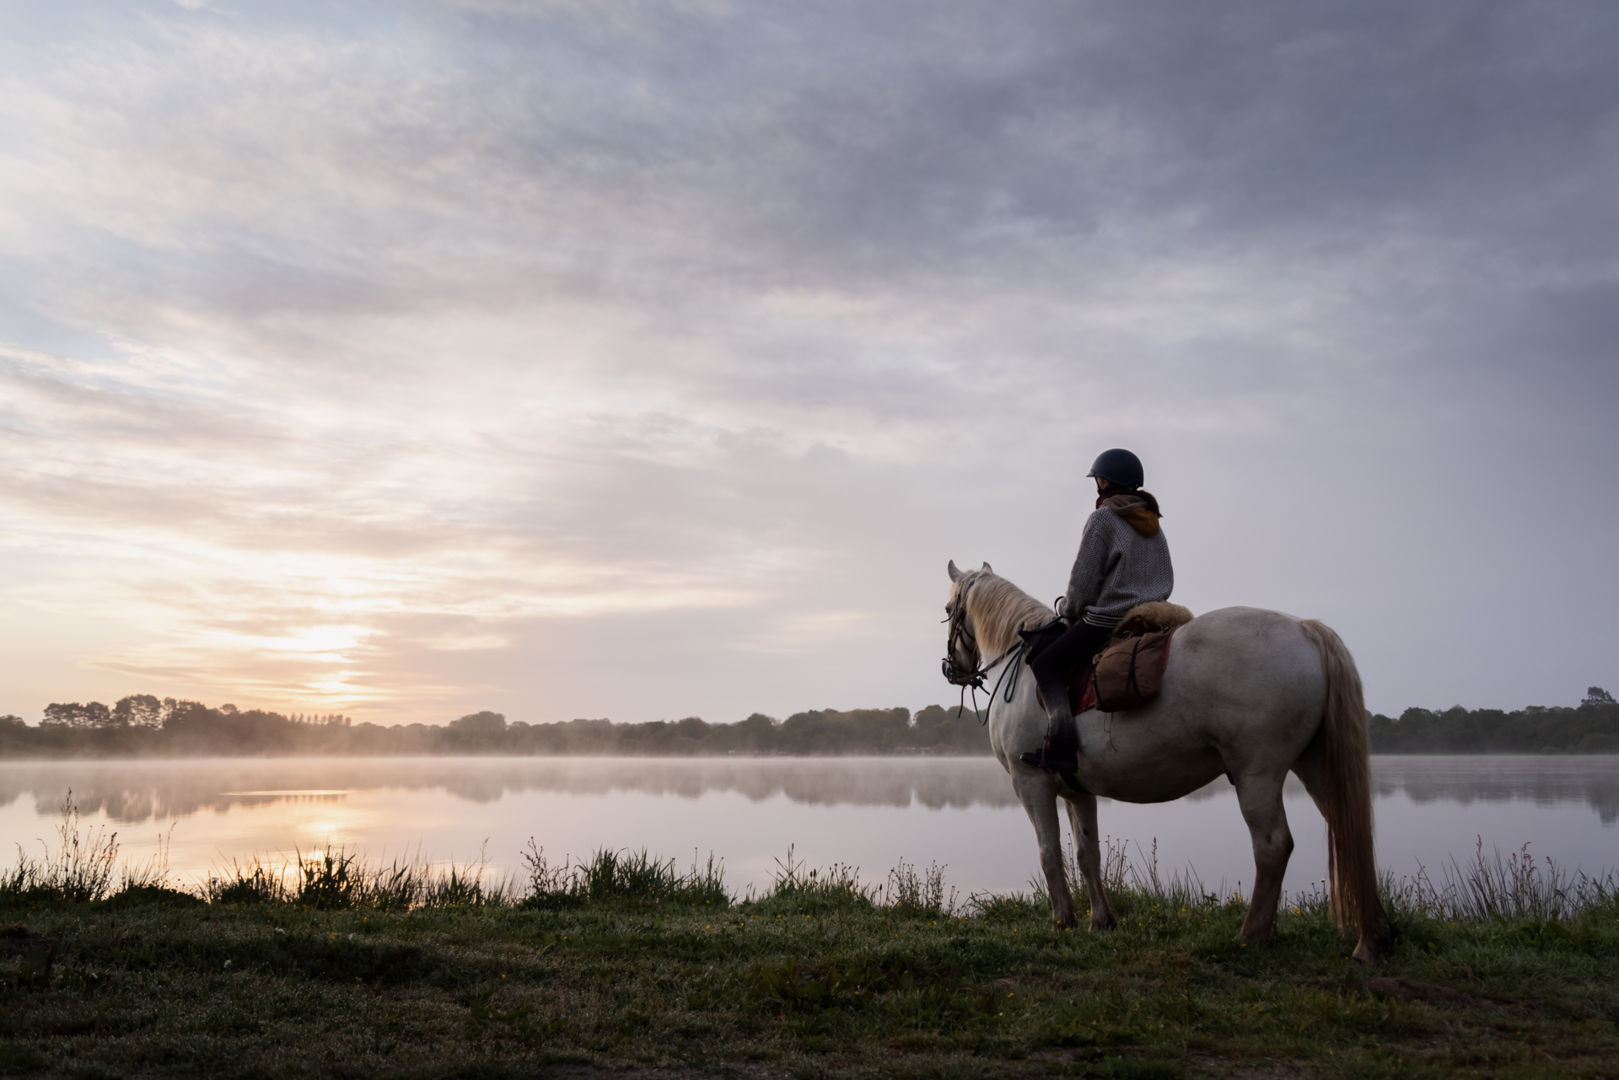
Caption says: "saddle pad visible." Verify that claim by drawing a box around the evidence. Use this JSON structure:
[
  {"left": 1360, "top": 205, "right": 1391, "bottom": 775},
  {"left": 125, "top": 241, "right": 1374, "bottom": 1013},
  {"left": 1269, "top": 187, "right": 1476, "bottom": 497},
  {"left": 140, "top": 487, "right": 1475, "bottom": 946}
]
[{"left": 1069, "top": 672, "right": 1099, "bottom": 715}]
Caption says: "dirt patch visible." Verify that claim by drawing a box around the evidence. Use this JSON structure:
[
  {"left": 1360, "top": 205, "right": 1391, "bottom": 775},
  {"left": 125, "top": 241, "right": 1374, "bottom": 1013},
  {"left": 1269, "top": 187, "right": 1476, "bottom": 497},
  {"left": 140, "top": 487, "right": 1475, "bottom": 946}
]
[
  {"left": 1362, "top": 976, "right": 1512, "bottom": 1011},
  {"left": 0, "top": 924, "right": 46, "bottom": 953},
  {"left": 544, "top": 1067, "right": 787, "bottom": 1080},
  {"left": 1185, "top": 1056, "right": 1306, "bottom": 1079}
]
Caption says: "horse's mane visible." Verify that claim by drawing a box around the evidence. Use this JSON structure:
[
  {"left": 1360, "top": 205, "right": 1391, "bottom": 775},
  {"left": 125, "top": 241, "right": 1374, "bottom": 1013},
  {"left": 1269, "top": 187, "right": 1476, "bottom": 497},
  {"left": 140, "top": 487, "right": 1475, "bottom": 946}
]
[{"left": 960, "top": 572, "right": 1053, "bottom": 657}]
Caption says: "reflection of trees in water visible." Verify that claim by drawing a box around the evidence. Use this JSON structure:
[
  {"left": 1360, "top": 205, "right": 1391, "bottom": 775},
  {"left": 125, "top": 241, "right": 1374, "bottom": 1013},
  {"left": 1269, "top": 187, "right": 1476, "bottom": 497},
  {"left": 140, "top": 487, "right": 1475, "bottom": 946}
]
[
  {"left": 0, "top": 766, "right": 358, "bottom": 825},
  {"left": 2, "top": 755, "right": 1616, "bottom": 826},
  {"left": 0, "top": 758, "right": 1025, "bottom": 824},
  {"left": 1371, "top": 756, "right": 1619, "bottom": 825}
]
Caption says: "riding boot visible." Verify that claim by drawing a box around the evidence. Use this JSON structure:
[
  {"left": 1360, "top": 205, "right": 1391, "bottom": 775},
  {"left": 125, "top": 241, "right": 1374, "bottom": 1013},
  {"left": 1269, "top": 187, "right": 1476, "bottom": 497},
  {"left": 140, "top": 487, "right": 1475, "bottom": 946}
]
[
  {"left": 1020, "top": 675, "right": 1080, "bottom": 775},
  {"left": 1020, "top": 619, "right": 1110, "bottom": 781}
]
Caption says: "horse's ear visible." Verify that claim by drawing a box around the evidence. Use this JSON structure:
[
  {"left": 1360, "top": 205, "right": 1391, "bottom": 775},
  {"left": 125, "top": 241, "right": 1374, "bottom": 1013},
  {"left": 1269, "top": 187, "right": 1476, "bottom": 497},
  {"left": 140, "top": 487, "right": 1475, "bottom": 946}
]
[
  {"left": 947, "top": 560, "right": 961, "bottom": 581},
  {"left": 981, "top": 561, "right": 992, "bottom": 573}
]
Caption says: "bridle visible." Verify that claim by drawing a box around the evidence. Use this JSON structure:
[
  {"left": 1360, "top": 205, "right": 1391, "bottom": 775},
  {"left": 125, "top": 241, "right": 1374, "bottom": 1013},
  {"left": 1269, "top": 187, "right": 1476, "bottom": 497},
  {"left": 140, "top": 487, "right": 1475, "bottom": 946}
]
[
  {"left": 940, "top": 578, "right": 986, "bottom": 690},
  {"left": 940, "top": 574, "right": 1031, "bottom": 723}
]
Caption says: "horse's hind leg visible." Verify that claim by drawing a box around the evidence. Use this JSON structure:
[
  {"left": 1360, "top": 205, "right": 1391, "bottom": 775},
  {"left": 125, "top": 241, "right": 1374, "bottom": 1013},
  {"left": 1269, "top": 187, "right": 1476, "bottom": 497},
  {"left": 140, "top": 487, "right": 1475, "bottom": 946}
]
[
  {"left": 1232, "top": 770, "right": 1293, "bottom": 945},
  {"left": 1063, "top": 794, "right": 1116, "bottom": 931},
  {"left": 1014, "top": 773, "right": 1077, "bottom": 929},
  {"left": 1293, "top": 733, "right": 1394, "bottom": 963}
]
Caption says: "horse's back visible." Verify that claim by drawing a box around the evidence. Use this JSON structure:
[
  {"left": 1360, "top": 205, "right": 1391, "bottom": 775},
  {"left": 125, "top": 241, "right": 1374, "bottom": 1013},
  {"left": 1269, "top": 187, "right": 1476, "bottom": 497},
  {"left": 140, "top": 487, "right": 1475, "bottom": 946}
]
[
  {"left": 1161, "top": 605, "right": 1331, "bottom": 754},
  {"left": 1172, "top": 607, "right": 1326, "bottom": 693}
]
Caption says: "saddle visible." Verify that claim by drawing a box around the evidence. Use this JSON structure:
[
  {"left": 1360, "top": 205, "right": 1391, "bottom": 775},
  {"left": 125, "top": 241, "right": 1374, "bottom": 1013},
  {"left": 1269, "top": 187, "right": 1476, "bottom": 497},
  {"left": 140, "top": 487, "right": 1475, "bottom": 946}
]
[{"left": 1026, "top": 601, "right": 1193, "bottom": 714}]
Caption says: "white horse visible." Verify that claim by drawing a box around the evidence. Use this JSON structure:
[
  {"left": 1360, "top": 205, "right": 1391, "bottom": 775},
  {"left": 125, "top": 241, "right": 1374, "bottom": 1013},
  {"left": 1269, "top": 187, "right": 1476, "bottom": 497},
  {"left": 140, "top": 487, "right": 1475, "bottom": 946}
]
[{"left": 944, "top": 560, "right": 1392, "bottom": 962}]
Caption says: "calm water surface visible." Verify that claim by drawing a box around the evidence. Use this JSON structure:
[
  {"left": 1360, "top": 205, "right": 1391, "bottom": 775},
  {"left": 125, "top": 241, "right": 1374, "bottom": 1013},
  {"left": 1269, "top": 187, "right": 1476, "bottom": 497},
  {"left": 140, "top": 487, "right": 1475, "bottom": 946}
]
[{"left": 2, "top": 756, "right": 1615, "bottom": 900}]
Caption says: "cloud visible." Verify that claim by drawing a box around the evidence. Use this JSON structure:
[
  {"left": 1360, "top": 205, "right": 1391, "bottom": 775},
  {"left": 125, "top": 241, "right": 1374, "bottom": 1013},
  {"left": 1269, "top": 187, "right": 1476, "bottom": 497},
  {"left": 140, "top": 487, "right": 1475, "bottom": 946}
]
[{"left": 1, "top": 1, "right": 1616, "bottom": 723}]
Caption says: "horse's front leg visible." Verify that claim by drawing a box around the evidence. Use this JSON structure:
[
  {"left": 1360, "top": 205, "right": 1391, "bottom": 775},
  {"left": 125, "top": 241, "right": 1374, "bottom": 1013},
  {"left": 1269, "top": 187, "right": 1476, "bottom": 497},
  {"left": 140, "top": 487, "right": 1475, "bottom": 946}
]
[
  {"left": 1063, "top": 794, "right": 1116, "bottom": 931},
  {"left": 1014, "top": 771, "right": 1077, "bottom": 929}
]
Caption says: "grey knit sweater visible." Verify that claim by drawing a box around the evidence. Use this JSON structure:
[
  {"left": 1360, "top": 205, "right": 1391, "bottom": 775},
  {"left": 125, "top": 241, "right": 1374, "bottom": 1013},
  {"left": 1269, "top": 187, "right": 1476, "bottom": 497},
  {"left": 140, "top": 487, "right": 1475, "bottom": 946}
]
[{"left": 1063, "top": 496, "right": 1174, "bottom": 629}]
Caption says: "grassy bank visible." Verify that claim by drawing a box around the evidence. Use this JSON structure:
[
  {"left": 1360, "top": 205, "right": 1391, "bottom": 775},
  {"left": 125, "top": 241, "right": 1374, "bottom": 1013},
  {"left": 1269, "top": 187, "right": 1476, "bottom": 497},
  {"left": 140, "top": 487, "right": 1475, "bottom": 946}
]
[{"left": 3, "top": 816, "right": 1618, "bottom": 1078}]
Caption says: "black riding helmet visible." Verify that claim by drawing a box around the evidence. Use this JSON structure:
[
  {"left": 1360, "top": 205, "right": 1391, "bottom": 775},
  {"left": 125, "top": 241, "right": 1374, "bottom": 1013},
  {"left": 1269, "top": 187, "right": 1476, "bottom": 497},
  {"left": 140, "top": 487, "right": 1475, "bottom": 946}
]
[{"left": 1087, "top": 448, "right": 1144, "bottom": 489}]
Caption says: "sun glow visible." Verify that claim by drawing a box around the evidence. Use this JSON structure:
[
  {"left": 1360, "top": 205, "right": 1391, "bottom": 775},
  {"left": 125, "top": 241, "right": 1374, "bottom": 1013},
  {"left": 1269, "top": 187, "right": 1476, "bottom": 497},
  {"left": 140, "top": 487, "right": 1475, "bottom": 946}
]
[
  {"left": 304, "top": 672, "right": 368, "bottom": 698},
  {"left": 270, "top": 624, "right": 375, "bottom": 657}
]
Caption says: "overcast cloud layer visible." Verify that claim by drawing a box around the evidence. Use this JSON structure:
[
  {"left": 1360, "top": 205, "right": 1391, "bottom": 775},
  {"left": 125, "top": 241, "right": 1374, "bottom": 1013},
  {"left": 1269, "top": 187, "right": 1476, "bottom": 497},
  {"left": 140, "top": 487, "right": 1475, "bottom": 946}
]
[{"left": 2, "top": 0, "right": 1616, "bottom": 726}]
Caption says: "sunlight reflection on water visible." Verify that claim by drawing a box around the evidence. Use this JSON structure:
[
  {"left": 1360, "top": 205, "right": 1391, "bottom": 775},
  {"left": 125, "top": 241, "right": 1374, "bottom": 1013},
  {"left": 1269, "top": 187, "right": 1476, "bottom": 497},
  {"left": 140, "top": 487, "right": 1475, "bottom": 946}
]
[{"left": 1, "top": 755, "right": 1615, "bottom": 900}]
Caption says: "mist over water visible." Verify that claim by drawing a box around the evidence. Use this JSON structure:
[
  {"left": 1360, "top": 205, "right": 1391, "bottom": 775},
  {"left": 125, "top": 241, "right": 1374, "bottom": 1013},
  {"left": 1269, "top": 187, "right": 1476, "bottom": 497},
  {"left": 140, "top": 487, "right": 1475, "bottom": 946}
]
[{"left": 2, "top": 756, "right": 1615, "bottom": 900}]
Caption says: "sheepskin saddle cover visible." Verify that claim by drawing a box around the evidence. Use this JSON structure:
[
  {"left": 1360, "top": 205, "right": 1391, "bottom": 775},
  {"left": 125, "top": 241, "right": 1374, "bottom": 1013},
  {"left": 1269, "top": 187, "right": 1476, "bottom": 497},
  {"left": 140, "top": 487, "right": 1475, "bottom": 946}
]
[{"left": 1112, "top": 601, "right": 1194, "bottom": 637}]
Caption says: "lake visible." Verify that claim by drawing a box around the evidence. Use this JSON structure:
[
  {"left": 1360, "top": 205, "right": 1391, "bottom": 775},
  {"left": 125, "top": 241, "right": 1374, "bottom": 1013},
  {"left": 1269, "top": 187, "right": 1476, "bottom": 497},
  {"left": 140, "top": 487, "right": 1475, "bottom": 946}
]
[{"left": 2, "top": 755, "right": 1616, "bottom": 902}]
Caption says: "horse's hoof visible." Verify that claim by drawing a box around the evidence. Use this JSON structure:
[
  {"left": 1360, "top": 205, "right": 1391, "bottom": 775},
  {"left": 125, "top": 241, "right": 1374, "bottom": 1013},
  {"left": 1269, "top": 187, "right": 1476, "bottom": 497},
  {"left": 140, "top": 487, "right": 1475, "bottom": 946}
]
[
  {"left": 1090, "top": 916, "right": 1116, "bottom": 932},
  {"left": 1352, "top": 920, "right": 1396, "bottom": 963},
  {"left": 1352, "top": 931, "right": 1394, "bottom": 964}
]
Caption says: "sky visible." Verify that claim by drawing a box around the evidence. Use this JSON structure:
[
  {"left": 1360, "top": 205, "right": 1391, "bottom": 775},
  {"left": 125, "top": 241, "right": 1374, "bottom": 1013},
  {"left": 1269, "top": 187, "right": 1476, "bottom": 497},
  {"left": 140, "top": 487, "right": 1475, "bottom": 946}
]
[{"left": 2, "top": 0, "right": 1616, "bottom": 727}]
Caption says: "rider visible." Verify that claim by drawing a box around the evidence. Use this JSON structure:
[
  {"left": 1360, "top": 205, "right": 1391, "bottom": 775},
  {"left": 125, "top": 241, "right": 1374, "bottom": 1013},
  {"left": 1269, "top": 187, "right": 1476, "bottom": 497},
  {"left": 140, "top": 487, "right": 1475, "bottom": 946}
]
[{"left": 1021, "top": 448, "right": 1174, "bottom": 776}]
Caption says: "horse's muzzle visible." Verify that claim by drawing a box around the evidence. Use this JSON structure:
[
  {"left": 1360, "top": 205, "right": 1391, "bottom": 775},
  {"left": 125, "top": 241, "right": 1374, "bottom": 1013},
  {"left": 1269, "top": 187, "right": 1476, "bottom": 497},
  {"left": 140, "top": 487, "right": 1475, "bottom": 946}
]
[{"left": 941, "top": 655, "right": 986, "bottom": 689}]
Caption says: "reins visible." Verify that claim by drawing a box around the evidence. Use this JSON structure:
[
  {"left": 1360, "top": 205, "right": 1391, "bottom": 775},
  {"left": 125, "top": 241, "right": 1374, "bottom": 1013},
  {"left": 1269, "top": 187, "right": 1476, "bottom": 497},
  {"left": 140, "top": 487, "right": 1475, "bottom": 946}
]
[{"left": 944, "top": 637, "right": 1027, "bottom": 724}]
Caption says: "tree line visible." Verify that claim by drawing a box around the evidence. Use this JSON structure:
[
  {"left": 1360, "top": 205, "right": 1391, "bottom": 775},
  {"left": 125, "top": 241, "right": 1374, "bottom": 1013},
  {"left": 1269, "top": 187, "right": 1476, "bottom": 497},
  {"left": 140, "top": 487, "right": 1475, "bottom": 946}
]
[
  {"left": 1, "top": 688, "right": 1615, "bottom": 757},
  {"left": 1365, "top": 687, "right": 1619, "bottom": 754},
  {"left": 0, "top": 696, "right": 990, "bottom": 757}
]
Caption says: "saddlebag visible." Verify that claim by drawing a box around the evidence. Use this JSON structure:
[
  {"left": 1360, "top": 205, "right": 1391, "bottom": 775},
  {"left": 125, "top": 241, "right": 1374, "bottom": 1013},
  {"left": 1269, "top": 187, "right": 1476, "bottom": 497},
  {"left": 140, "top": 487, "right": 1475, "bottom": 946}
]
[{"left": 1092, "top": 628, "right": 1176, "bottom": 712}]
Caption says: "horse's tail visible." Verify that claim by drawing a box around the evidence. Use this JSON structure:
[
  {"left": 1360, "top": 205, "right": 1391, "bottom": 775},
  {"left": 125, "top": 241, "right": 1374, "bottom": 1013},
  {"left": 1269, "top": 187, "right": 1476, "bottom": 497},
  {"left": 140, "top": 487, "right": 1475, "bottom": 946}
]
[{"left": 1298, "top": 618, "right": 1393, "bottom": 963}]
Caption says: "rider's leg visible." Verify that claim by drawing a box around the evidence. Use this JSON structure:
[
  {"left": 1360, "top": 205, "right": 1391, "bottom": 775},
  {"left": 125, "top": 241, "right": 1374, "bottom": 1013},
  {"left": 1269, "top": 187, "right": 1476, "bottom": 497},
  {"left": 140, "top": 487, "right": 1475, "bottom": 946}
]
[{"left": 1022, "top": 620, "right": 1112, "bottom": 772}]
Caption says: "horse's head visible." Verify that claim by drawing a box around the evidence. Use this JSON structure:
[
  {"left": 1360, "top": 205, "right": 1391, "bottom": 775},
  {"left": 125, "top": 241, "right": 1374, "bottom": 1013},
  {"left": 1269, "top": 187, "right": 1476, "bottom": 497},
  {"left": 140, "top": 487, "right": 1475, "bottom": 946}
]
[{"left": 942, "top": 559, "right": 993, "bottom": 687}]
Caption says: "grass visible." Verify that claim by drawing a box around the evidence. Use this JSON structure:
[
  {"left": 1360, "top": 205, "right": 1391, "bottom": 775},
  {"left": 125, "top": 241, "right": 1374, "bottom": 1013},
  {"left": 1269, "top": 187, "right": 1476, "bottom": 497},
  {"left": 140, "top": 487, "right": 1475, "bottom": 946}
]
[
  {"left": 1392, "top": 838, "right": 1619, "bottom": 922},
  {"left": 520, "top": 841, "right": 730, "bottom": 910},
  {"left": 1, "top": 790, "right": 171, "bottom": 904},
  {"left": 2, "top": 805, "right": 1617, "bottom": 1077}
]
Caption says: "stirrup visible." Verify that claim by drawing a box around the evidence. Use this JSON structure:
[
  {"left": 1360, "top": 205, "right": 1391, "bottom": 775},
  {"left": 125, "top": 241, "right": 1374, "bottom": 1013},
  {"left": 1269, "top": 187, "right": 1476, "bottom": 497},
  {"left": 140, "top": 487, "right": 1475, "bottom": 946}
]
[
  {"left": 1019, "top": 747, "right": 1079, "bottom": 774},
  {"left": 1018, "top": 749, "right": 1089, "bottom": 793}
]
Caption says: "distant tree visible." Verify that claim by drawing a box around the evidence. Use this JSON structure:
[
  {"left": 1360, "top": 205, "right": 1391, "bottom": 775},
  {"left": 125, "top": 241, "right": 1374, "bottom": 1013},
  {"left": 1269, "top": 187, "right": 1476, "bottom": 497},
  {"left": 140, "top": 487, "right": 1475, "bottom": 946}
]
[
  {"left": 451, "top": 711, "right": 507, "bottom": 736},
  {"left": 730, "top": 713, "right": 778, "bottom": 752},
  {"left": 113, "top": 694, "right": 164, "bottom": 728},
  {"left": 42, "top": 702, "right": 97, "bottom": 728},
  {"left": 39, "top": 702, "right": 114, "bottom": 728},
  {"left": 0, "top": 714, "right": 26, "bottom": 753},
  {"left": 778, "top": 710, "right": 829, "bottom": 753},
  {"left": 911, "top": 704, "right": 988, "bottom": 752},
  {"left": 1582, "top": 686, "right": 1616, "bottom": 708},
  {"left": 672, "top": 716, "right": 710, "bottom": 745},
  {"left": 162, "top": 699, "right": 215, "bottom": 736}
]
